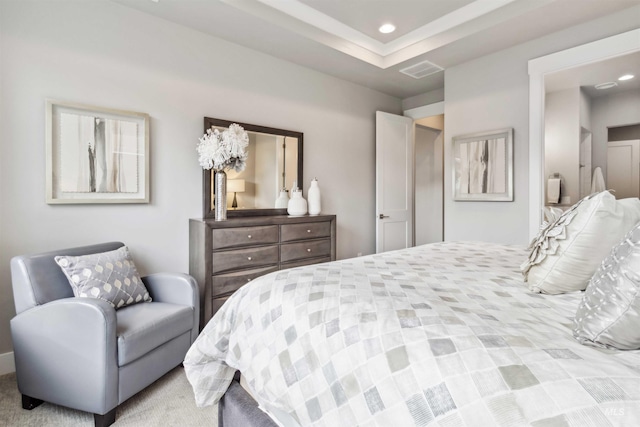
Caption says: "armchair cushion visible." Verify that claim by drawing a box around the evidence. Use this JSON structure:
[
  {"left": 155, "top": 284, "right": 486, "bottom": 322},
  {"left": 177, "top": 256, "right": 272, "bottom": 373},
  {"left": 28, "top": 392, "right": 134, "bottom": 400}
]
[
  {"left": 116, "top": 302, "right": 194, "bottom": 366},
  {"left": 55, "top": 246, "right": 151, "bottom": 309}
]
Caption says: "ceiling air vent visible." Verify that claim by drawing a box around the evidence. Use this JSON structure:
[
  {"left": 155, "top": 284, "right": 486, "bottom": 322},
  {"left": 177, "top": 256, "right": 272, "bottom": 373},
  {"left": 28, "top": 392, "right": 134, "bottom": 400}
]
[{"left": 400, "top": 60, "right": 443, "bottom": 79}]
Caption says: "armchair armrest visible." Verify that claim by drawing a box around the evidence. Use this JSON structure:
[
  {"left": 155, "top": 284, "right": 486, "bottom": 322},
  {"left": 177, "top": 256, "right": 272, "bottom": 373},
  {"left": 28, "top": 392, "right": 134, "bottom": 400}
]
[
  {"left": 10, "top": 297, "right": 119, "bottom": 414},
  {"left": 142, "top": 273, "right": 198, "bottom": 306},
  {"left": 142, "top": 273, "right": 200, "bottom": 340}
]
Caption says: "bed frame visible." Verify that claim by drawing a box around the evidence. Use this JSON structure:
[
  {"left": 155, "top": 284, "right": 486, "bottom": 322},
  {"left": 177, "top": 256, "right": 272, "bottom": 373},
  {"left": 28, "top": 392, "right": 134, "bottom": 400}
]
[{"left": 218, "top": 373, "right": 277, "bottom": 427}]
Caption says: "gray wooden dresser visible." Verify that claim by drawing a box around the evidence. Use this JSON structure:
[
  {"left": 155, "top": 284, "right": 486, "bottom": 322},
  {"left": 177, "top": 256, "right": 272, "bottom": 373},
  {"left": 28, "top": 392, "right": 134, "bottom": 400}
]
[{"left": 189, "top": 214, "right": 336, "bottom": 328}]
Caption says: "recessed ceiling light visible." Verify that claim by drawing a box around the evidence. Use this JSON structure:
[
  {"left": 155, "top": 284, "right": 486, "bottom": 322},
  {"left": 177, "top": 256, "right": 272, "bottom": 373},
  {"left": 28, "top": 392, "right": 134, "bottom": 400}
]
[
  {"left": 379, "top": 24, "right": 396, "bottom": 34},
  {"left": 594, "top": 82, "right": 618, "bottom": 90},
  {"left": 619, "top": 74, "right": 635, "bottom": 81}
]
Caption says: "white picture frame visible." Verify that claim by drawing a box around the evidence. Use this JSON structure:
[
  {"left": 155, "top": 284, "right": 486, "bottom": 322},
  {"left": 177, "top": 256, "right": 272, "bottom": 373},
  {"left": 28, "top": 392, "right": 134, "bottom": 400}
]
[
  {"left": 46, "top": 100, "right": 150, "bottom": 204},
  {"left": 452, "top": 128, "right": 513, "bottom": 201}
]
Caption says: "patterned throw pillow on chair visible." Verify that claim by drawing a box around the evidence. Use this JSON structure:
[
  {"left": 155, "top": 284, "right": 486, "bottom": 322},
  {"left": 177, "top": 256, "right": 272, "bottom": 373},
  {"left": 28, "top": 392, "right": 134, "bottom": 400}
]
[{"left": 55, "top": 246, "right": 151, "bottom": 309}]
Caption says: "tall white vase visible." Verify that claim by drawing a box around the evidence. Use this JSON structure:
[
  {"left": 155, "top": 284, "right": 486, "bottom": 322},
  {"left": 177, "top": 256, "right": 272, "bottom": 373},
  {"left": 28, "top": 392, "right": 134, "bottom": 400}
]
[{"left": 308, "top": 178, "right": 321, "bottom": 215}]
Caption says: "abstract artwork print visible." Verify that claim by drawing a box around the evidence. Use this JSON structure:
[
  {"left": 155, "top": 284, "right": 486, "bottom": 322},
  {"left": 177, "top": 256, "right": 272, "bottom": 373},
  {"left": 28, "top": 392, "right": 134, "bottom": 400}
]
[
  {"left": 453, "top": 128, "right": 513, "bottom": 201},
  {"left": 46, "top": 100, "right": 149, "bottom": 204},
  {"left": 59, "top": 113, "right": 139, "bottom": 194},
  {"left": 457, "top": 137, "right": 507, "bottom": 195}
]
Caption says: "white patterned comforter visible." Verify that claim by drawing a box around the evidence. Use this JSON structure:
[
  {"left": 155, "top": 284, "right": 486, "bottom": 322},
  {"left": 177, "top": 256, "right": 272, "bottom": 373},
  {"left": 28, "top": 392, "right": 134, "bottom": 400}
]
[{"left": 184, "top": 241, "right": 640, "bottom": 426}]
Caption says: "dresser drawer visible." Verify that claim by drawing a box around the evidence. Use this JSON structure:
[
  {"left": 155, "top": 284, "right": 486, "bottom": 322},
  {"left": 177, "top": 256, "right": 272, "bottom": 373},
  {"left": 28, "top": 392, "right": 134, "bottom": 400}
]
[
  {"left": 212, "top": 225, "right": 279, "bottom": 250},
  {"left": 281, "top": 256, "right": 331, "bottom": 270},
  {"left": 212, "top": 265, "right": 279, "bottom": 297},
  {"left": 212, "top": 245, "right": 279, "bottom": 274},
  {"left": 281, "top": 221, "right": 331, "bottom": 242},
  {"left": 281, "top": 238, "right": 331, "bottom": 263}
]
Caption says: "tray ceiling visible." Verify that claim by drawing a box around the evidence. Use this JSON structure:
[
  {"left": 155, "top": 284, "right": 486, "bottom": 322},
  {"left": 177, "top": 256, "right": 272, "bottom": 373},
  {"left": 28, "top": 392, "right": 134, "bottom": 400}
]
[{"left": 112, "top": 0, "right": 640, "bottom": 98}]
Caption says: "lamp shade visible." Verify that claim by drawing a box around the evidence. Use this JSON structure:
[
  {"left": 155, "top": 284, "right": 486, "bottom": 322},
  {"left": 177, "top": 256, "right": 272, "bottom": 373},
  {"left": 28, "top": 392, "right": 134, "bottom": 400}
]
[{"left": 227, "top": 179, "right": 245, "bottom": 193}]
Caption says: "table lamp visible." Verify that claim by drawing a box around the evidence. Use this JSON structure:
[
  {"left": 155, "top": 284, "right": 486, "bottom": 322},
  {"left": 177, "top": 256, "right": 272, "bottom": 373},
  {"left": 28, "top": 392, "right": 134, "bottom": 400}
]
[{"left": 227, "top": 179, "right": 245, "bottom": 209}]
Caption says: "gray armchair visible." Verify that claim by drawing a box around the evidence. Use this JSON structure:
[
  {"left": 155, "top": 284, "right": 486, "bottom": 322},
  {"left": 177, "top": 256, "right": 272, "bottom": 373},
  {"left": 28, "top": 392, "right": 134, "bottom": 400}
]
[{"left": 10, "top": 242, "right": 199, "bottom": 427}]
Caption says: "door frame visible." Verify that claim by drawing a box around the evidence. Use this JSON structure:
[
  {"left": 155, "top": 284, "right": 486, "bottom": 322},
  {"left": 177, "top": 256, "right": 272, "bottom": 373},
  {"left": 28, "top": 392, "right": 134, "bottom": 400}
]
[{"left": 405, "top": 101, "right": 445, "bottom": 243}]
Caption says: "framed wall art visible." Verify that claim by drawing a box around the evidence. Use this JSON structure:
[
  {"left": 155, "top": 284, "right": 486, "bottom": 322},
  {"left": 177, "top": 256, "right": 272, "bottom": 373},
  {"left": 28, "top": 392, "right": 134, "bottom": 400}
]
[
  {"left": 452, "top": 128, "right": 513, "bottom": 201},
  {"left": 46, "top": 100, "right": 150, "bottom": 204}
]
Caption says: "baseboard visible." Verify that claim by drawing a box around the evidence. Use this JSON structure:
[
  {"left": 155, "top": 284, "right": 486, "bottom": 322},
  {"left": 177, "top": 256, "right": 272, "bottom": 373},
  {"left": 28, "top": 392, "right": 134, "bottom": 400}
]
[{"left": 0, "top": 351, "right": 15, "bottom": 375}]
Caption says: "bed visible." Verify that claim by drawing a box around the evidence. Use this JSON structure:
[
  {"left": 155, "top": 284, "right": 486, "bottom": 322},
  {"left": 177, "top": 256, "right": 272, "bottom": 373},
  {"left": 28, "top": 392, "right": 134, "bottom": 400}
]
[{"left": 184, "top": 238, "right": 640, "bottom": 426}]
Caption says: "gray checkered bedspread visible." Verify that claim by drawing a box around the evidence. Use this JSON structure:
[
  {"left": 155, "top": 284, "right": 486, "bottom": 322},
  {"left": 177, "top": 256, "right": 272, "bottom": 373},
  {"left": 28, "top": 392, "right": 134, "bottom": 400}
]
[{"left": 184, "top": 241, "right": 640, "bottom": 426}]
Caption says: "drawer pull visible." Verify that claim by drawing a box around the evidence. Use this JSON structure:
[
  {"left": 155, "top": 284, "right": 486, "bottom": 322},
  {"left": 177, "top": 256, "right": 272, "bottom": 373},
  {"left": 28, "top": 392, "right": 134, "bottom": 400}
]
[
  {"left": 248, "top": 234, "right": 252, "bottom": 239},
  {"left": 307, "top": 248, "right": 312, "bottom": 252},
  {"left": 247, "top": 256, "right": 252, "bottom": 261},
  {"left": 307, "top": 229, "right": 311, "bottom": 233}
]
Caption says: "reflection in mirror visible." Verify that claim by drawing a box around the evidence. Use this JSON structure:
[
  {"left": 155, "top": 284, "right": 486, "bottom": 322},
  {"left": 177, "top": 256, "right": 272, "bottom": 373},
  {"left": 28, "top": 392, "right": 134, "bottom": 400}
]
[
  {"left": 543, "top": 51, "right": 640, "bottom": 208},
  {"left": 528, "top": 31, "right": 640, "bottom": 238},
  {"left": 203, "top": 117, "right": 303, "bottom": 218}
]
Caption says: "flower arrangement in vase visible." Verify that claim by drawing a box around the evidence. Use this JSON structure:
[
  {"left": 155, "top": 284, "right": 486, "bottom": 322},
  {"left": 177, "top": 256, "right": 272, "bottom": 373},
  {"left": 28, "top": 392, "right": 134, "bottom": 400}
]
[{"left": 197, "top": 123, "right": 249, "bottom": 220}]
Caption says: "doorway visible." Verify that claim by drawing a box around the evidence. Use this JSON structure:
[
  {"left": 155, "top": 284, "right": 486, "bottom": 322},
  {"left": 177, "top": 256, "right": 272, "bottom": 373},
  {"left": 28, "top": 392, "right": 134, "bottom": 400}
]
[
  {"left": 414, "top": 116, "right": 444, "bottom": 245},
  {"left": 375, "top": 107, "right": 444, "bottom": 252}
]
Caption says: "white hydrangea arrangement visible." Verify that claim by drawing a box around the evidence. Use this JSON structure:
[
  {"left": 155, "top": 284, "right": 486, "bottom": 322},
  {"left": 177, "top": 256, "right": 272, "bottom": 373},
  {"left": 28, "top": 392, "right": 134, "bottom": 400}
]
[{"left": 197, "top": 123, "right": 249, "bottom": 172}]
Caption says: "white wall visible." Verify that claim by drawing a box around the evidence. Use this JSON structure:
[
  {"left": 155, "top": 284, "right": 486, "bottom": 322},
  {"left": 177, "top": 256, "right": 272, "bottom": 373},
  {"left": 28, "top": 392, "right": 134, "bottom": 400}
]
[
  {"left": 444, "top": 51, "right": 531, "bottom": 243},
  {"left": 443, "top": 5, "right": 640, "bottom": 244},
  {"left": 591, "top": 89, "right": 640, "bottom": 178},
  {"left": 0, "top": 1, "right": 400, "bottom": 354},
  {"left": 545, "top": 88, "right": 580, "bottom": 206}
]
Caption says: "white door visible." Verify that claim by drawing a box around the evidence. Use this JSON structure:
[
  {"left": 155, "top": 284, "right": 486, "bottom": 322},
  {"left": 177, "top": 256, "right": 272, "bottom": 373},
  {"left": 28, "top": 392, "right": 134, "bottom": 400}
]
[
  {"left": 376, "top": 111, "right": 414, "bottom": 253},
  {"left": 607, "top": 140, "right": 640, "bottom": 199}
]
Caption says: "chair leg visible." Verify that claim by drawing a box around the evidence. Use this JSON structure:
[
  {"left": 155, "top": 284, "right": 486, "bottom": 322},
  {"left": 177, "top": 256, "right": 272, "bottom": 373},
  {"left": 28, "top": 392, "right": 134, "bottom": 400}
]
[
  {"left": 94, "top": 408, "right": 116, "bottom": 427},
  {"left": 21, "top": 394, "right": 44, "bottom": 410}
]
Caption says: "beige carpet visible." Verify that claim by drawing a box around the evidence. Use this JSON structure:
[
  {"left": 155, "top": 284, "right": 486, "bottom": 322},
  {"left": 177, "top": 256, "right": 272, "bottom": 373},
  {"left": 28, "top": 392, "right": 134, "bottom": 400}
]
[{"left": 0, "top": 367, "right": 218, "bottom": 426}]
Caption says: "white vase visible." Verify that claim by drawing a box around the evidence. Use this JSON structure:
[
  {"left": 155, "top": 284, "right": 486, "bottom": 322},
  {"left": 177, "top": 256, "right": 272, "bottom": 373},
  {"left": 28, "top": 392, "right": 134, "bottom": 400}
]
[
  {"left": 287, "top": 189, "right": 307, "bottom": 216},
  {"left": 275, "top": 189, "right": 289, "bottom": 208},
  {"left": 307, "top": 178, "right": 321, "bottom": 215}
]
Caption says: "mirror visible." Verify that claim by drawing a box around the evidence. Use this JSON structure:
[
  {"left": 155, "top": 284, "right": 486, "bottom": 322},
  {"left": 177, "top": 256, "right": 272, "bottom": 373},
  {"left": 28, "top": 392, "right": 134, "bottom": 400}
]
[
  {"left": 202, "top": 117, "right": 303, "bottom": 218},
  {"left": 528, "top": 30, "right": 639, "bottom": 239},
  {"left": 543, "top": 51, "right": 640, "bottom": 208}
]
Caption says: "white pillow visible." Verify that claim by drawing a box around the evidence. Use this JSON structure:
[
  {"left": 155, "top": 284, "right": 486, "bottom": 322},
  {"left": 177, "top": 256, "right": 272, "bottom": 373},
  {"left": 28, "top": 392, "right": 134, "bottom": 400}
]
[
  {"left": 573, "top": 222, "right": 640, "bottom": 350},
  {"left": 522, "top": 191, "right": 640, "bottom": 294}
]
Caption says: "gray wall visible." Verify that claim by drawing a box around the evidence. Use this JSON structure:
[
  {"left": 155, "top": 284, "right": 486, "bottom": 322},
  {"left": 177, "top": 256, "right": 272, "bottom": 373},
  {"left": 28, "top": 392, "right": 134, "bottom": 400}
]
[
  {"left": 443, "top": 6, "right": 640, "bottom": 244},
  {"left": 402, "top": 88, "right": 444, "bottom": 111},
  {"left": 591, "top": 89, "right": 640, "bottom": 178},
  {"left": 0, "top": 1, "right": 400, "bottom": 355},
  {"left": 545, "top": 88, "right": 580, "bottom": 206}
]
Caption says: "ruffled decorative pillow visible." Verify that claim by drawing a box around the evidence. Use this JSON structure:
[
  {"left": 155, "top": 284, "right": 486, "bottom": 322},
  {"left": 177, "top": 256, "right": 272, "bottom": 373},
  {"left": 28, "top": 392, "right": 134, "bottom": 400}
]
[
  {"left": 521, "top": 191, "right": 640, "bottom": 294},
  {"left": 55, "top": 246, "right": 151, "bottom": 309},
  {"left": 574, "top": 222, "right": 640, "bottom": 350}
]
